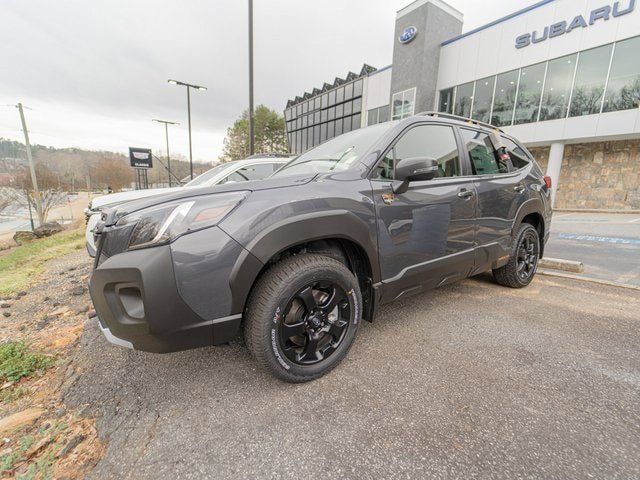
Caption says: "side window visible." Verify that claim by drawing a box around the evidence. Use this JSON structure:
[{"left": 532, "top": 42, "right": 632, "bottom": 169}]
[
  {"left": 461, "top": 129, "right": 507, "bottom": 175},
  {"left": 372, "top": 125, "right": 461, "bottom": 180},
  {"left": 501, "top": 136, "right": 530, "bottom": 170}
]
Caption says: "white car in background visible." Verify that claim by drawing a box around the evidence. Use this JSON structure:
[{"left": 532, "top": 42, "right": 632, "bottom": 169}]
[{"left": 84, "top": 154, "right": 292, "bottom": 256}]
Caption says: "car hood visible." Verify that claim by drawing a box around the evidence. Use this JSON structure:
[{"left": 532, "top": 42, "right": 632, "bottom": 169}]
[
  {"left": 101, "top": 173, "right": 316, "bottom": 225},
  {"left": 90, "top": 187, "right": 184, "bottom": 210}
]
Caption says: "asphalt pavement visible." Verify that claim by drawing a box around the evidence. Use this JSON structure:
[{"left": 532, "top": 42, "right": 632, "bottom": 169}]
[
  {"left": 545, "top": 212, "right": 640, "bottom": 287},
  {"left": 64, "top": 274, "right": 640, "bottom": 479}
]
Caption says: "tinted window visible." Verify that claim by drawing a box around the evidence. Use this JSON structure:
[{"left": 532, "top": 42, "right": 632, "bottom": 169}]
[
  {"left": 603, "top": 36, "right": 640, "bottom": 113},
  {"left": 461, "top": 129, "right": 506, "bottom": 175},
  {"left": 439, "top": 87, "right": 455, "bottom": 114},
  {"left": 539, "top": 54, "right": 577, "bottom": 121},
  {"left": 378, "top": 105, "right": 390, "bottom": 123},
  {"left": 491, "top": 70, "right": 519, "bottom": 127},
  {"left": 373, "top": 124, "right": 460, "bottom": 180},
  {"left": 472, "top": 77, "right": 495, "bottom": 124},
  {"left": 514, "top": 62, "right": 545, "bottom": 125},
  {"left": 367, "top": 108, "right": 378, "bottom": 126},
  {"left": 501, "top": 136, "right": 530, "bottom": 170},
  {"left": 454, "top": 82, "right": 473, "bottom": 118},
  {"left": 570, "top": 44, "right": 613, "bottom": 117}
]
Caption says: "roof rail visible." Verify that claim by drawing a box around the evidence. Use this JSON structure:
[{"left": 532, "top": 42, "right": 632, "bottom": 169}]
[{"left": 417, "top": 111, "right": 504, "bottom": 133}]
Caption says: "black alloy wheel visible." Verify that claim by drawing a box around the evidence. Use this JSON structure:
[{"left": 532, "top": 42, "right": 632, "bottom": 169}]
[
  {"left": 278, "top": 282, "right": 350, "bottom": 365},
  {"left": 516, "top": 229, "right": 539, "bottom": 281},
  {"left": 244, "top": 253, "right": 361, "bottom": 383},
  {"left": 493, "top": 223, "right": 541, "bottom": 288}
]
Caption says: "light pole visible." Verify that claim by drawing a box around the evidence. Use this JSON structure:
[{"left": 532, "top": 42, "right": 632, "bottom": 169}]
[
  {"left": 248, "top": 0, "right": 255, "bottom": 155},
  {"left": 152, "top": 119, "right": 180, "bottom": 187},
  {"left": 168, "top": 79, "right": 207, "bottom": 180}
]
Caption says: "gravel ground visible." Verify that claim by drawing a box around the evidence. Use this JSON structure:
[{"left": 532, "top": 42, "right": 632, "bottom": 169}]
[{"left": 64, "top": 274, "right": 640, "bottom": 479}]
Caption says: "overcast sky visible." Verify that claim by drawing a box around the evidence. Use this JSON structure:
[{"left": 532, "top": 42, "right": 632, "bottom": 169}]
[{"left": 0, "top": 0, "right": 538, "bottom": 163}]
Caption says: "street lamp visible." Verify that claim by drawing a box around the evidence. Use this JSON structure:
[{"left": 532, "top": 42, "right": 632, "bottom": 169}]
[
  {"left": 168, "top": 79, "right": 207, "bottom": 180},
  {"left": 152, "top": 119, "right": 180, "bottom": 187}
]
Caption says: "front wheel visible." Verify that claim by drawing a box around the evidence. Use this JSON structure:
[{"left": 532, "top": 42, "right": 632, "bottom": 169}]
[
  {"left": 244, "top": 254, "right": 362, "bottom": 383},
  {"left": 493, "top": 223, "right": 540, "bottom": 288}
]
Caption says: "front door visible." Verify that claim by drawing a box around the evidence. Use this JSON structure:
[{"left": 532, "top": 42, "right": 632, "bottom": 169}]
[{"left": 370, "top": 123, "right": 476, "bottom": 303}]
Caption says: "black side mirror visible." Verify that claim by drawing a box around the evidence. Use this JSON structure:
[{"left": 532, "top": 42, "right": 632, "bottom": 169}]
[{"left": 392, "top": 157, "right": 439, "bottom": 194}]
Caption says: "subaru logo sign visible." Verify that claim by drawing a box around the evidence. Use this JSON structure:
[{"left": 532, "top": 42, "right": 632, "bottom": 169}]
[{"left": 399, "top": 26, "right": 417, "bottom": 44}]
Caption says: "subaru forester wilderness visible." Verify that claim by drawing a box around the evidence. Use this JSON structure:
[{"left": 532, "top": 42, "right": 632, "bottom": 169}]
[{"left": 89, "top": 112, "right": 552, "bottom": 382}]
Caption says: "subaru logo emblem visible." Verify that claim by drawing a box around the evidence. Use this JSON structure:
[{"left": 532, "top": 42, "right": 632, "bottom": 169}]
[{"left": 399, "top": 26, "right": 417, "bottom": 44}]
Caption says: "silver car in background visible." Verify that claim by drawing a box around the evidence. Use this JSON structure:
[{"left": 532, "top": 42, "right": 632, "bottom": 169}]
[{"left": 84, "top": 155, "right": 292, "bottom": 256}]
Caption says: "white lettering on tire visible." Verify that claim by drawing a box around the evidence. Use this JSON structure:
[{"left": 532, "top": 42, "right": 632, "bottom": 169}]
[{"left": 271, "top": 328, "right": 290, "bottom": 370}]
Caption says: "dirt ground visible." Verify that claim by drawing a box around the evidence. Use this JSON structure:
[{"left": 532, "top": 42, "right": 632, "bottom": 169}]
[{"left": 0, "top": 249, "right": 102, "bottom": 479}]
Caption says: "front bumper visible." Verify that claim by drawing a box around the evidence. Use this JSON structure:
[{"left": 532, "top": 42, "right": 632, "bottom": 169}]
[{"left": 89, "top": 230, "right": 245, "bottom": 353}]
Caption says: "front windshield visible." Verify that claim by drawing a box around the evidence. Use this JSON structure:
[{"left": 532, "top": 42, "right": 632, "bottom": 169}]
[
  {"left": 185, "top": 162, "right": 234, "bottom": 187},
  {"left": 274, "top": 122, "right": 396, "bottom": 177}
]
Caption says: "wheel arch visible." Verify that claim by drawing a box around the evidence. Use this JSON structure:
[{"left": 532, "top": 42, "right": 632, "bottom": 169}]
[
  {"left": 512, "top": 199, "right": 546, "bottom": 256},
  {"left": 228, "top": 210, "right": 380, "bottom": 322}
]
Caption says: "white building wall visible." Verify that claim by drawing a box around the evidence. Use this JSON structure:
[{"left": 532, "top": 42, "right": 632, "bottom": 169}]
[
  {"left": 363, "top": 67, "right": 392, "bottom": 112},
  {"left": 436, "top": 0, "right": 640, "bottom": 146}
]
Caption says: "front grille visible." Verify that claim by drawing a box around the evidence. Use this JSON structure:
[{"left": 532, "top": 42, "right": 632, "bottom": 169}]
[{"left": 93, "top": 223, "right": 135, "bottom": 269}]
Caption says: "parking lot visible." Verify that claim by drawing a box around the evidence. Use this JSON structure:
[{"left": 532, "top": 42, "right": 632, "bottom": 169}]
[
  {"left": 64, "top": 271, "right": 640, "bottom": 479},
  {"left": 545, "top": 212, "right": 640, "bottom": 287}
]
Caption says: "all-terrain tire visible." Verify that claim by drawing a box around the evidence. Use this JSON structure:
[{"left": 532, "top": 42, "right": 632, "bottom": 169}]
[
  {"left": 244, "top": 253, "right": 362, "bottom": 383},
  {"left": 493, "top": 223, "right": 540, "bottom": 288}
]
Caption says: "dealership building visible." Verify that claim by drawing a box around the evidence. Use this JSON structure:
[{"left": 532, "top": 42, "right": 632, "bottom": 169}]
[{"left": 284, "top": 0, "right": 640, "bottom": 210}]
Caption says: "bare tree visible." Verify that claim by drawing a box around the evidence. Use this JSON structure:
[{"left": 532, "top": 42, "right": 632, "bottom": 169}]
[{"left": 4, "top": 186, "right": 67, "bottom": 224}]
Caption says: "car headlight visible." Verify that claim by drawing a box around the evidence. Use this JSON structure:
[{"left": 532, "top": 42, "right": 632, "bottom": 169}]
[{"left": 115, "top": 192, "right": 246, "bottom": 250}]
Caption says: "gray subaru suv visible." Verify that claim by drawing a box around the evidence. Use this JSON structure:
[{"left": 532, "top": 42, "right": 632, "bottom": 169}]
[{"left": 89, "top": 112, "right": 552, "bottom": 382}]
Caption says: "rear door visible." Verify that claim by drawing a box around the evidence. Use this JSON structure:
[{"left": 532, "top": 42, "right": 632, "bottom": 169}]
[
  {"left": 371, "top": 122, "right": 477, "bottom": 302},
  {"left": 458, "top": 128, "right": 530, "bottom": 273}
]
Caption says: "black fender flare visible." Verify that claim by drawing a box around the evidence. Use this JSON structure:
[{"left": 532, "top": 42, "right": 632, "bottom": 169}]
[
  {"left": 227, "top": 209, "right": 380, "bottom": 314},
  {"left": 511, "top": 198, "right": 546, "bottom": 249}
]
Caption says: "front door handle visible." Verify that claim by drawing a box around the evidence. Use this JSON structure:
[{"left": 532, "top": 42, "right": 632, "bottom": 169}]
[
  {"left": 457, "top": 189, "right": 474, "bottom": 199},
  {"left": 513, "top": 184, "right": 526, "bottom": 193}
]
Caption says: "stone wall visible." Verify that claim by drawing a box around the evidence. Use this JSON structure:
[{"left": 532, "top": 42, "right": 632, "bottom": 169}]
[{"left": 528, "top": 139, "right": 640, "bottom": 210}]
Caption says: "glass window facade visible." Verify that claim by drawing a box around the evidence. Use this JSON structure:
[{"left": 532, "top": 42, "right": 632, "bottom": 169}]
[
  {"left": 391, "top": 88, "right": 416, "bottom": 120},
  {"left": 569, "top": 44, "right": 613, "bottom": 117},
  {"left": 454, "top": 82, "right": 473, "bottom": 118},
  {"left": 514, "top": 62, "right": 545, "bottom": 125},
  {"left": 492, "top": 70, "right": 519, "bottom": 127},
  {"left": 603, "top": 36, "right": 640, "bottom": 112},
  {"left": 471, "top": 76, "right": 495, "bottom": 124},
  {"left": 438, "top": 35, "right": 640, "bottom": 127},
  {"left": 540, "top": 54, "right": 577, "bottom": 121},
  {"left": 439, "top": 87, "right": 454, "bottom": 114},
  {"left": 367, "top": 104, "right": 390, "bottom": 126},
  {"left": 284, "top": 77, "right": 365, "bottom": 154}
]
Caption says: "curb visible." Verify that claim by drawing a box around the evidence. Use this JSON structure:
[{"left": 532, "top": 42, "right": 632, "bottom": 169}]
[
  {"left": 553, "top": 208, "right": 640, "bottom": 214},
  {"left": 539, "top": 257, "right": 584, "bottom": 273},
  {"left": 538, "top": 269, "right": 640, "bottom": 291}
]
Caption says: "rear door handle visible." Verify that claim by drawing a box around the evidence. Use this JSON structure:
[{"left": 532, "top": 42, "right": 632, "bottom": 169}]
[
  {"left": 457, "top": 189, "right": 474, "bottom": 199},
  {"left": 514, "top": 184, "right": 526, "bottom": 193}
]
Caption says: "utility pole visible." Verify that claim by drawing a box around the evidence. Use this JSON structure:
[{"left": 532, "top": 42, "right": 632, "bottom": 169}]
[
  {"left": 152, "top": 119, "right": 180, "bottom": 187},
  {"left": 248, "top": 0, "right": 255, "bottom": 155},
  {"left": 17, "top": 103, "right": 43, "bottom": 225}
]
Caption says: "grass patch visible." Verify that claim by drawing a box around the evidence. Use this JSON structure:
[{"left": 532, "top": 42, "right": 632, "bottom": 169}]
[
  {"left": 0, "top": 342, "right": 53, "bottom": 383},
  {"left": 0, "top": 229, "right": 84, "bottom": 297}
]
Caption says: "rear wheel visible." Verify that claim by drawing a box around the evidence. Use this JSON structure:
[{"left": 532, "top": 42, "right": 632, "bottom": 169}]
[
  {"left": 244, "top": 254, "right": 361, "bottom": 383},
  {"left": 493, "top": 223, "right": 540, "bottom": 288}
]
